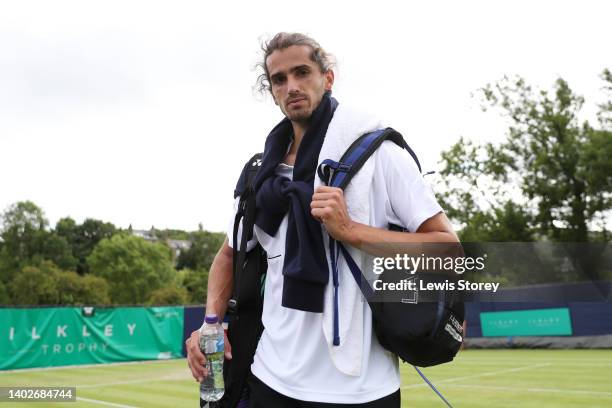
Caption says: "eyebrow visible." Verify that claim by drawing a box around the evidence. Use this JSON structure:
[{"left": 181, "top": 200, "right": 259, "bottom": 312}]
[{"left": 270, "top": 64, "right": 311, "bottom": 80}]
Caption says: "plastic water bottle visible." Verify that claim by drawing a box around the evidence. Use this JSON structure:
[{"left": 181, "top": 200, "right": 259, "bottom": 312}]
[{"left": 199, "top": 314, "right": 225, "bottom": 402}]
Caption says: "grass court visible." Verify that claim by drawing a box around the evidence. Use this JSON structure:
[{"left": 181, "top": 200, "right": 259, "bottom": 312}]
[{"left": 1, "top": 350, "right": 611, "bottom": 407}]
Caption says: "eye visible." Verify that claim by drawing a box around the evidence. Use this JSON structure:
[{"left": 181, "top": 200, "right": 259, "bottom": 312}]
[
  {"left": 271, "top": 75, "right": 286, "bottom": 85},
  {"left": 296, "top": 67, "right": 309, "bottom": 77}
]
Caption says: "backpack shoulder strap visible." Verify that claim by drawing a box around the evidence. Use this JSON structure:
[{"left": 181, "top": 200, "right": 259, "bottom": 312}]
[
  {"left": 231, "top": 153, "right": 263, "bottom": 313},
  {"left": 234, "top": 153, "right": 263, "bottom": 198},
  {"left": 232, "top": 152, "right": 262, "bottom": 245},
  {"left": 317, "top": 127, "right": 421, "bottom": 189}
]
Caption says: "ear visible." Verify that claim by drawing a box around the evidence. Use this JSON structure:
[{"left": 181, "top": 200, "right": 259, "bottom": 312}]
[
  {"left": 270, "top": 89, "right": 279, "bottom": 105},
  {"left": 324, "top": 70, "right": 335, "bottom": 91}
]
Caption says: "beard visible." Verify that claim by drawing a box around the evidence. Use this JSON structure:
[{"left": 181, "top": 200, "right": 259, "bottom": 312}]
[{"left": 284, "top": 106, "right": 313, "bottom": 122}]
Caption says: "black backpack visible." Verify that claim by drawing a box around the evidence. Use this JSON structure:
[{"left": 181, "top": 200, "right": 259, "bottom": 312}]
[
  {"left": 209, "top": 153, "right": 266, "bottom": 408},
  {"left": 317, "top": 128, "right": 465, "bottom": 368}
]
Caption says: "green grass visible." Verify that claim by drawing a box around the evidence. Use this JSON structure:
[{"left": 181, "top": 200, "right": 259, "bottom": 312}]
[{"left": 1, "top": 350, "right": 611, "bottom": 407}]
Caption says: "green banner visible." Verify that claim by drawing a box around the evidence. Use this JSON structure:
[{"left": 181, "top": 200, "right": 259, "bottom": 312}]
[
  {"left": 480, "top": 308, "right": 573, "bottom": 337},
  {"left": 0, "top": 307, "right": 184, "bottom": 370}
]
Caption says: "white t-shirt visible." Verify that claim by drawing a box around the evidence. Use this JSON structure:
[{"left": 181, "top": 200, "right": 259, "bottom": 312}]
[{"left": 228, "top": 141, "right": 443, "bottom": 403}]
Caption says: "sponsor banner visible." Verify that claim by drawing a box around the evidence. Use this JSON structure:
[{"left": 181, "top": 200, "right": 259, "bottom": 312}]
[
  {"left": 480, "top": 308, "right": 573, "bottom": 337},
  {"left": 0, "top": 307, "right": 184, "bottom": 370}
]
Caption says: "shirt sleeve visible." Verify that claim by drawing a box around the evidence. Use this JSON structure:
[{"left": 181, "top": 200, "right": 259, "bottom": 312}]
[
  {"left": 376, "top": 141, "right": 443, "bottom": 232},
  {"left": 227, "top": 196, "right": 258, "bottom": 251}
]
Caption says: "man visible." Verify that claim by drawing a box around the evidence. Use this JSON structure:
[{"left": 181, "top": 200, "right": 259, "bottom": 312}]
[{"left": 186, "top": 32, "right": 459, "bottom": 407}]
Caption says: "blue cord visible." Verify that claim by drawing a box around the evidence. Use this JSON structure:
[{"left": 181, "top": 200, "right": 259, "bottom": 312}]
[{"left": 413, "top": 366, "right": 454, "bottom": 408}]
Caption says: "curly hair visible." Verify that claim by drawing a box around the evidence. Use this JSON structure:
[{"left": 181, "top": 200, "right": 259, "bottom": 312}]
[{"left": 255, "top": 32, "right": 336, "bottom": 95}]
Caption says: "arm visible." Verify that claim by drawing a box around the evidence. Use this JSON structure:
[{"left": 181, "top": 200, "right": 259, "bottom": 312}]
[
  {"left": 205, "top": 238, "right": 234, "bottom": 320},
  {"left": 311, "top": 186, "right": 459, "bottom": 257},
  {"left": 186, "top": 239, "right": 234, "bottom": 382}
]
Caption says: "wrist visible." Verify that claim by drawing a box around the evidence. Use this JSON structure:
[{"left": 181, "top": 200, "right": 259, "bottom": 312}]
[{"left": 343, "top": 221, "right": 363, "bottom": 248}]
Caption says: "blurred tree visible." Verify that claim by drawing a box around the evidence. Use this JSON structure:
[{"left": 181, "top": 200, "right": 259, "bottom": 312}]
[
  {"left": 0, "top": 201, "right": 76, "bottom": 281},
  {"left": 176, "top": 231, "right": 224, "bottom": 271},
  {"left": 38, "top": 233, "right": 77, "bottom": 271},
  {"left": 0, "top": 201, "right": 48, "bottom": 276},
  {"left": 180, "top": 268, "right": 209, "bottom": 304},
  {"left": 147, "top": 286, "right": 188, "bottom": 305},
  {"left": 10, "top": 262, "right": 59, "bottom": 305},
  {"left": 0, "top": 246, "right": 12, "bottom": 284},
  {"left": 56, "top": 217, "right": 116, "bottom": 274},
  {"left": 439, "top": 73, "right": 612, "bottom": 242},
  {"left": 598, "top": 68, "right": 612, "bottom": 127},
  {"left": 55, "top": 270, "right": 111, "bottom": 305},
  {"left": 0, "top": 280, "right": 10, "bottom": 304},
  {"left": 87, "top": 235, "right": 174, "bottom": 304},
  {"left": 9, "top": 261, "right": 111, "bottom": 305}
]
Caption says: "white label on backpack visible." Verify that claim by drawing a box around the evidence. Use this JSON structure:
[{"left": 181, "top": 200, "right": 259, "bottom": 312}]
[{"left": 445, "top": 323, "right": 463, "bottom": 343}]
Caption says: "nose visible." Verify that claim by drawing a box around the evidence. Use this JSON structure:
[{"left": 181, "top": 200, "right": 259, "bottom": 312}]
[{"left": 287, "top": 75, "right": 300, "bottom": 95}]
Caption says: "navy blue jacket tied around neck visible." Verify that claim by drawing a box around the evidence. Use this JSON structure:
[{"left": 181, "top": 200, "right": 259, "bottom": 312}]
[{"left": 253, "top": 91, "right": 338, "bottom": 313}]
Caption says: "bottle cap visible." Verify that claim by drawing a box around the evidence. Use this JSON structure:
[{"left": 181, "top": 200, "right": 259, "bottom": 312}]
[{"left": 204, "top": 314, "right": 218, "bottom": 324}]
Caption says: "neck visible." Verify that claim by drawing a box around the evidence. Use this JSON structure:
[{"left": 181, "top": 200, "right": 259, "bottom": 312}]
[
  {"left": 291, "top": 121, "right": 307, "bottom": 150},
  {"left": 284, "top": 120, "right": 308, "bottom": 165}
]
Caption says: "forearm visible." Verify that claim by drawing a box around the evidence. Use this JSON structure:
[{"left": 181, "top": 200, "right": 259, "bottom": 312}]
[
  {"left": 343, "top": 214, "right": 460, "bottom": 258},
  {"left": 204, "top": 239, "right": 234, "bottom": 320}
]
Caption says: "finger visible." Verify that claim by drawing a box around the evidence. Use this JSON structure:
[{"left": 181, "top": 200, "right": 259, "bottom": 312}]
[
  {"left": 312, "top": 192, "right": 338, "bottom": 201},
  {"left": 187, "top": 358, "right": 204, "bottom": 382},
  {"left": 187, "top": 331, "right": 207, "bottom": 382},
  {"left": 224, "top": 333, "right": 233, "bottom": 360},
  {"left": 188, "top": 356, "right": 205, "bottom": 381},
  {"left": 314, "top": 186, "right": 339, "bottom": 194},
  {"left": 310, "top": 199, "right": 336, "bottom": 209},
  {"left": 189, "top": 332, "right": 206, "bottom": 365},
  {"left": 311, "top": 208, "right": 331, "bottom": 221}
]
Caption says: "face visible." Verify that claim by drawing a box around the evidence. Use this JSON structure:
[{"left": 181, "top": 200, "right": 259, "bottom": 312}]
[{"left": 266, "top": 45, "right": 334, "bottom": 124}]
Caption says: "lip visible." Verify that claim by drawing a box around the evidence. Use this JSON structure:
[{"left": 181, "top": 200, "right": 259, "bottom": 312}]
[{"left": 287, "top": 97, "right": 306, "bottom": 107}]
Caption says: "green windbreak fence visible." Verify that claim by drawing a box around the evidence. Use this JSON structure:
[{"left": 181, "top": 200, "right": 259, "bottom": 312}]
[{"left": 0, "top": 307, "right": 184, "bottom": 370}]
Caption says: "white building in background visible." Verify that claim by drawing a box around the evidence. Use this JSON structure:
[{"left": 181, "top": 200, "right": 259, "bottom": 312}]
[{"left": 130, "top": 228, "right": 192, "bottom": 260}]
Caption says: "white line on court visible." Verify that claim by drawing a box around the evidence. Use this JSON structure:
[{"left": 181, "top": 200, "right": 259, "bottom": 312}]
[
  {"left": 77, "top": 396, "right": 139, "bottom": 408},
  {"left": 401, "top": 363, "right": 551, "bottom": 389},
  {"left": 445, "top": 384, "right": 612, "bottom": 397},
  {"left": 77, "top": 374, "right": 188, "bottom": 389},
  {"left": 0, "top": 359, "right": 181, "bottom": 374},
  {"left": 455, "top": 358, "right": 612, "bottom": 366}
]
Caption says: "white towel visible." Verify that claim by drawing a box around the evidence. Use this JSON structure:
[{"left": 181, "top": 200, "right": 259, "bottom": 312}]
[{"left": 315, "top": 103, "right": 385, "bottom": 376}]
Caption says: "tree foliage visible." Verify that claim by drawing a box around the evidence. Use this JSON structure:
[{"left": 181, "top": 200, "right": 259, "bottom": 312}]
[
  {"left": 0, "top": 280, "right": 10, "bottom": 304},
  {"left": 180, "top": 268, "right": 209, "bottom": 304},
  {"left": 147, "top": 286, "right": 188, "bottom": 305},
  {"left": 439, "top": 72, "right": 612, "bottom": 242},
  {"left": 0, "top": 201, "right": 76, "bottom": 282},
  {"left": 9, "top": 261, "right": 111, "bottom": 305},
  {"left": 176, "top": 231, "right": 224, "bottom": 271},
  {"left": 55, "top": 217, "right": 117, "bottom": 274},
  {"left": 10, "top": 264, "right": 59, "bottom": 305},
  {"left": 55, "top": 270, "right": 111, "bottom": 305},
  {"left": 87, "top": 234, "right": 175, "bottom": 304}
]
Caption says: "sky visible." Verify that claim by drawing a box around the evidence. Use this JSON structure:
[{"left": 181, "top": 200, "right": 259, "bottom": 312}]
[{"left": 1, "top": 0, "right": 611, "bottom": 233}]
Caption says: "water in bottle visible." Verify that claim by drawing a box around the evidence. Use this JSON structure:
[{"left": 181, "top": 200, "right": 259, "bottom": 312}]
[{"left": 199, "top": 314, "right": 225, "bottom": 402}]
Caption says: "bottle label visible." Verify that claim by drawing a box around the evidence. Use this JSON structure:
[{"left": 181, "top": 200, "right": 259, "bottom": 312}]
[
  {"left": 214, "top": 337, "right": 224, "bottom": 353},
  {"left": 200, "top": 334, "right": 224, "bottom": 355}
]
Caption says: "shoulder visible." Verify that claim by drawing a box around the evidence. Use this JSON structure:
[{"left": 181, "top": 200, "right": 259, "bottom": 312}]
[
  {"left": 328, "top": 103, "right": 384, "bottom": 141},
  {"left": 375, "top": 140, "right": 421, "bottom": 177}
]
